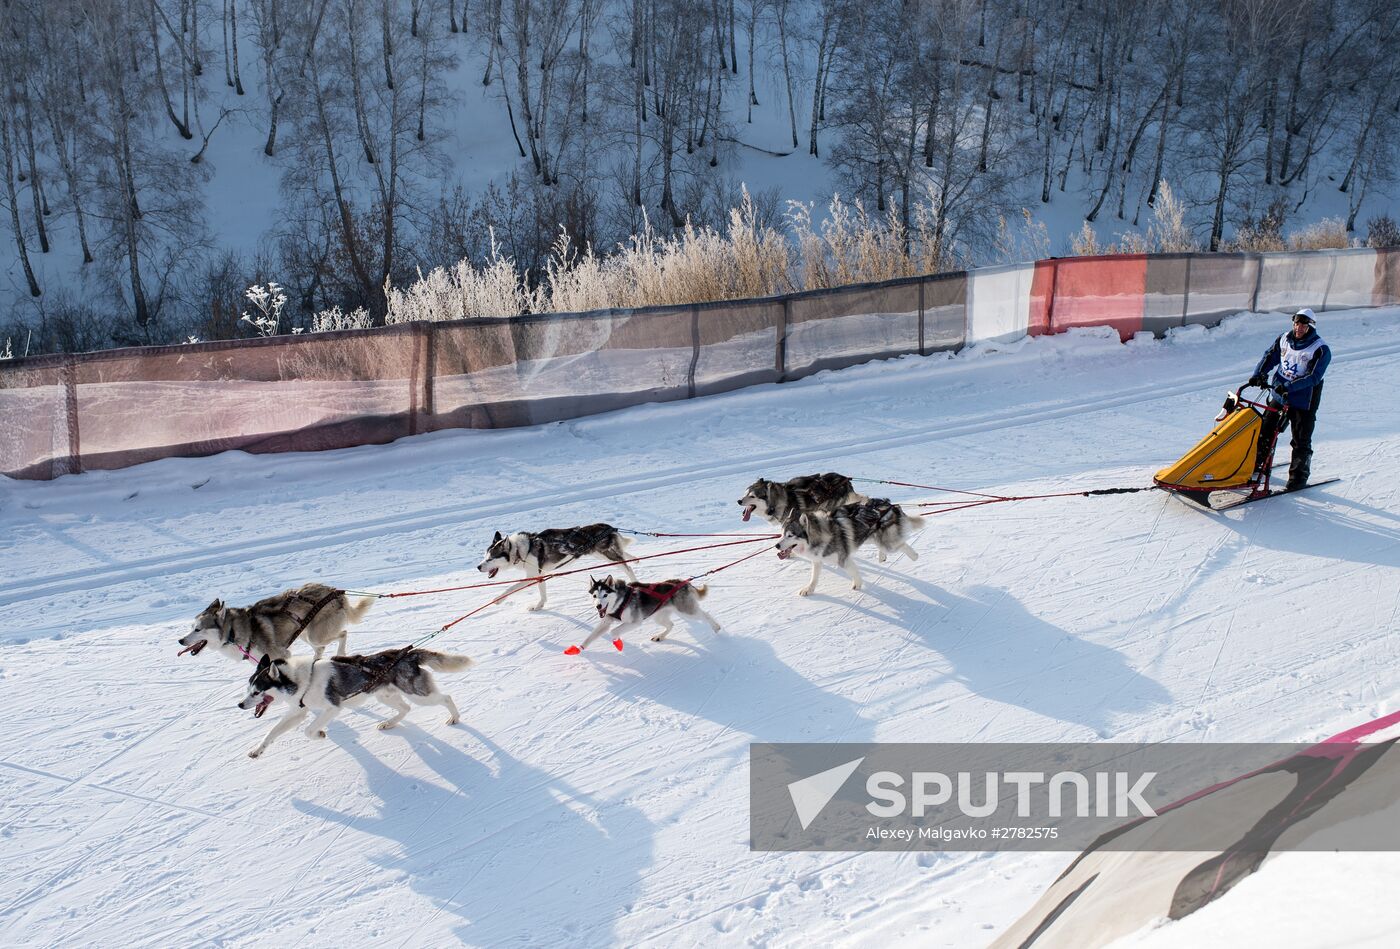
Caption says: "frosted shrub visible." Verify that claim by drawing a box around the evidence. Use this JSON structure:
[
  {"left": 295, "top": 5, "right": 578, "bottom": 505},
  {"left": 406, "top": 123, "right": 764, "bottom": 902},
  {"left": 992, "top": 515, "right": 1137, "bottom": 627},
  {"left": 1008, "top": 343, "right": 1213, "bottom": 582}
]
[
  {"left": 1070, "top": 220, "right": 1103, "bottom": 256},
  {"left": 1113, "top": 231, "right": 1150, "bottom": 254},
  {"left": 0, "top": 338, "right": 11, "bottom": 360},
  {"left": 385, "top": 235, "right": 536, "bottom": 323},
  {"left": 536, "top": 189, "right": 790, "bottom": 313},
  {"left": 1288, "top": 218, "right": 1351, "bottom": 251},
  {"left": 241, "top": 282, "right": 287, "bottom": 336},
  {"left": 311, "top": 306, "right": 373, "bottom": 333},
  {"left": 1147, "top": 183, "right": 1197, "bottom": 252},
  {"left": 1366, "top": 215, "right": 1400, "bottom": 249},
  {"left": 992, "top": 209, "right": 1051, "bottom": 264},
  {"left": 788, "top": 194, "right": 943, "bottom": 289},
  {"left": 1228, "top": 201, "right": 1287, "bottom": 252}
]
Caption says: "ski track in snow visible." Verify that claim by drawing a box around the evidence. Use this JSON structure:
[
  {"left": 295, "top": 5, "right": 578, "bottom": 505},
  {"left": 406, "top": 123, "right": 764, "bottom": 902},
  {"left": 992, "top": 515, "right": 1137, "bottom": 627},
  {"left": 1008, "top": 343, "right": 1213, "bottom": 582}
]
[{"left": 1, "top": 309, "right": 1399, "bottom": 947}]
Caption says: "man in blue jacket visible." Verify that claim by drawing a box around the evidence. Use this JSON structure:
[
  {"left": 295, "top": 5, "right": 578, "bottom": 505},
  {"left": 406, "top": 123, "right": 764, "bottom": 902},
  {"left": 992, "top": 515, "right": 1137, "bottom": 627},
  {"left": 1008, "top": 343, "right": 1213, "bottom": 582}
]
[{"left": 1247, "top": 308, "right": 1331, "bottom": 490}]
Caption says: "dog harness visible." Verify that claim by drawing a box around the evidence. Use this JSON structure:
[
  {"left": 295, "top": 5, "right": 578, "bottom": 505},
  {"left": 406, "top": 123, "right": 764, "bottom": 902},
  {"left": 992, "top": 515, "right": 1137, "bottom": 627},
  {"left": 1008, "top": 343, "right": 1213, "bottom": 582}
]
[
  {"left": 600, "top": 581, "right": 689, "bottom": 620},
  {"left": 221, "top": 587, "right": 343, "bottom": 655}
]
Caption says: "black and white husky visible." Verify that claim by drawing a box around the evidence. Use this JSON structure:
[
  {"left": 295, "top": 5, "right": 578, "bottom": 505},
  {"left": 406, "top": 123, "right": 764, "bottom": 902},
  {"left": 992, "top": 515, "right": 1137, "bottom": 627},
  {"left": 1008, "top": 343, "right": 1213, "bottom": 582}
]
[
  {"left": 775, "top": 498, "right": 925, "bottom": 596},
  {"left": 737, "top": 472, "right": 866, "bottom": 525},
  {"left": 238, "top": 648, "right": 473, "bottom": 758},
  {"left": 477, "top": 524, "right": 638, "bottom": 611},
  {"left": 178, "top": 583, "right": 373, "bottom": 664},
  {"left": 565, "top": 576, "right": 722, "bottom": 654}
]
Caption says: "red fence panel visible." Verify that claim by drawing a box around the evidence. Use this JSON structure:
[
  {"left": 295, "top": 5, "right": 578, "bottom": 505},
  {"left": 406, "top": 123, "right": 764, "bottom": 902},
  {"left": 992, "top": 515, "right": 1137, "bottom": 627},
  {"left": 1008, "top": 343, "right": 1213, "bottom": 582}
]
[{"left": 1045, "top": 255, "right": 1148, "bottom": 341}]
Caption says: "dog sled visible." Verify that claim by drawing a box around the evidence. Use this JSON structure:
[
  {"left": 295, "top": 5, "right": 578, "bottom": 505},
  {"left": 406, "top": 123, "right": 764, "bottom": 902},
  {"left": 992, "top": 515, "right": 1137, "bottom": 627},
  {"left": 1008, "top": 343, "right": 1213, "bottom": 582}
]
[{"left": 1153, "top": 383, "right": 1336, "bottom": 510}]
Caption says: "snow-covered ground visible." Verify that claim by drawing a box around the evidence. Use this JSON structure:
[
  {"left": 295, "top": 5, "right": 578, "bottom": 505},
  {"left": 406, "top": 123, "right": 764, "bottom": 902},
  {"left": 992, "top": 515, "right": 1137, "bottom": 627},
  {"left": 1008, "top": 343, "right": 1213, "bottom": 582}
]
[{"left": 2, "top": 307, "right": 1398, "bottom": 946}]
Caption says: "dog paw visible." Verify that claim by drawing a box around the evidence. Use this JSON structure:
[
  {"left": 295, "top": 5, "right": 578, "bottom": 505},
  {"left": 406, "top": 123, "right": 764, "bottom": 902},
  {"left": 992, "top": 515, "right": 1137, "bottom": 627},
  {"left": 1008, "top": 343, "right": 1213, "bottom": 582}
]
[
  {"left": 247, "top": 749, "right": 262, "bottom": 759},
  {"left": 526, "top": 603, "right": 544, "bottom": 612},
  {"left": 650, "top": 634, "right": 665, "bottom": 642},
  {"left": 851, "top": 581, "right": 862, "bottom": 590},
  {"left": 445, "top": 717, "right": 459, "bottom": 726},
  {"left": 307, "top": 729, "right": 327, "bottom": 739},
  {"left": 877, "top": 553, "right": 887, "bottom": 563},
  {"left": 798, "top": 587, "right": 813, "bottom": 597},
  {"left": 376, "top": 721, "right": 397, "bottom": 731}
]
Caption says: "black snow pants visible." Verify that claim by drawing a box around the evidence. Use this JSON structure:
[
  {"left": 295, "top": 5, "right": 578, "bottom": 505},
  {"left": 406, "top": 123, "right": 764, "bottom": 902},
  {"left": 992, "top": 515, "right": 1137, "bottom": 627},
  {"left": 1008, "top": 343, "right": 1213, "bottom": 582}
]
[{"left": 1257, "top": 382, "right": 1322, "bottom": 487}]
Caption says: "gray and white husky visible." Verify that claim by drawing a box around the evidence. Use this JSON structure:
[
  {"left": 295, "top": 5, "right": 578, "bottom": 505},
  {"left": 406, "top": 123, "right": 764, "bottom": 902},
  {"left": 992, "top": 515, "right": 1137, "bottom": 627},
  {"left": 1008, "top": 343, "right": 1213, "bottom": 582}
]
[
  {"left": 566, "top": 576, "right": 722, "bottom": 654},
  {"left": 477, "top": 523, "right": 637, "bottom": 611},
  {"left": 737, "top": 472, "right": 866, "bottom": 525},
  {"left": 775, "top": 499, "right": 925, "bottom": 596},
  {"left": 238, "top": 648, "right": 473, "bottom": 758},
  {"left": 178, "top": 583, "right": 373, "bottom": 664}
]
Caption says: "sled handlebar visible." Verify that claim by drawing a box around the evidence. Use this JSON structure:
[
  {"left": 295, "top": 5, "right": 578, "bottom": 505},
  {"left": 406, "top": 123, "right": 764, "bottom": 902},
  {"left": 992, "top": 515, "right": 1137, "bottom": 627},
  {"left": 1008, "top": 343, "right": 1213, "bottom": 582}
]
[{"left": 1235, "top": 383, "right": 1285, "bottom": 413}]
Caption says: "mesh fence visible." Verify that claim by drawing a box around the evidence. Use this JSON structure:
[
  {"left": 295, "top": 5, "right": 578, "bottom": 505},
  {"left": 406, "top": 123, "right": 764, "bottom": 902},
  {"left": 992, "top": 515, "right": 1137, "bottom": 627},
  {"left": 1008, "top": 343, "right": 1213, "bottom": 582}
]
[{"left": 2, "top": 248, "right": 1393, "bottom": 480}]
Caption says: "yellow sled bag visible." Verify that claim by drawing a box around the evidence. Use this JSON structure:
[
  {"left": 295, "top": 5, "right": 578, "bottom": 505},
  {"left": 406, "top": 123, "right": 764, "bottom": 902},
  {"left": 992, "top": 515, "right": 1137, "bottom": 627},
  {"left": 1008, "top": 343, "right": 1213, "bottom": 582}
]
[{"left": 1154, "top": 387, "right": 1279, "bottom": 494}]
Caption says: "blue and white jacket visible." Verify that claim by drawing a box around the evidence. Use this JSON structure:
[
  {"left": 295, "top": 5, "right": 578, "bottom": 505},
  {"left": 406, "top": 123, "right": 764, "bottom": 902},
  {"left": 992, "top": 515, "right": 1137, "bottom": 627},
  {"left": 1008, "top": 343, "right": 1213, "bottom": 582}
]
[{"left": 1254, "top": 326, "right": 1330, "bottom": 409}]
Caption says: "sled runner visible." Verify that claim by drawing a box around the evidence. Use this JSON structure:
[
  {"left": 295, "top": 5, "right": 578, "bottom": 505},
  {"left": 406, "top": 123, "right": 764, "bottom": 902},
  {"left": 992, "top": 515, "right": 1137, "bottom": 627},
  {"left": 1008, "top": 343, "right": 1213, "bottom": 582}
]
[
  {"left": 1201, "top": 477, "right": 1341, "bottom": 511},
  {"left": 1154, "top": 384, "right": 1287, "bottom": 507}
]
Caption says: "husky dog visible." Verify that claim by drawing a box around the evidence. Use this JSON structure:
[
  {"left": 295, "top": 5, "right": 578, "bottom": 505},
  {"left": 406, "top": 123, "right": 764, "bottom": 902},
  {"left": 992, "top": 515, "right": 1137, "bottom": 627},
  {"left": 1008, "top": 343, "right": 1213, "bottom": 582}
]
[
  {"left": 238, "top": 648, "right": 473, "bottom": 758},
  {"left": 477, "top": 523, "right": 638, "bottom": 611},
  {"left": 737, "top": 472, "right": 866, "bottom": 525},
  {"left": 775, "top": 498, "right": 925, "bottom": 596},
  {"left": 566, "top": 576, "right": 722, "bottom": 654},
  {"left": 178, "top": 583, "right": 372, "bottom": 664}
]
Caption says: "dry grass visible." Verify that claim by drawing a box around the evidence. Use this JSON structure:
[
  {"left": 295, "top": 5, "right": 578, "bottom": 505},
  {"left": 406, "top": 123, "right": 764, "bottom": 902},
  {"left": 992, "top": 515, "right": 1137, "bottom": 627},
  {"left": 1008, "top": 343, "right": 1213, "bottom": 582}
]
[
  {"left": 1070, "top": 220, "right": 1105, "bottom": 256},
  {"left": 311, "top": 306, "right": 373, "bottom": 332},
  {"left": 361, "top": 187, "right": 961, "bottom": 326},
  {"left": 1068, "top": 183, "right": 1198, "bottom": 257},
  {"left": 1147, "top": 183, "right": 1197, "bottom": 253},
  {"left": 323, "top": 183, "right": 1354, "bottom": 328},
  {"left": 991, "top": 209, "right": 1051, "bottom": 264},
  {"left": 1287, "top": 217, "right": 1352, "bottom": 251}
]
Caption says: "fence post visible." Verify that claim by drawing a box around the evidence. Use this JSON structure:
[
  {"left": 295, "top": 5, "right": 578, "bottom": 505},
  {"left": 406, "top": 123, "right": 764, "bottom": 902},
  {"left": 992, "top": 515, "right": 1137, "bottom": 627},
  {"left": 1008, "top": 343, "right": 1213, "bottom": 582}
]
[
  {"left": 1320, "top": 252, "right": 1339, "bottom": 311},
  {"left": 62, "top": 355, "right": 82, "bottom": 477},
  {"left": 421, "top": 322, "right": 436, "bottom": 429},
  {"left": 408, "top": 324, "right": 422, "bottom": 437},
  {"left": 687, "top": 305, "right": 700, "bottom": 400},
  {"left": 1250, "top": 254, "right": 1264, "bottom": 312},
  {"left": 917, "top": 280, "right": 926, "bottom": 356},
  {"left": 1044, "top": 259, "right": 1060, "bottom": 334},
  {"left": 776, "top": 297, "right": 789, "bottom": 382},
  {"left": 1180, "top": 255, "right": 1193, "bottom": 328}
]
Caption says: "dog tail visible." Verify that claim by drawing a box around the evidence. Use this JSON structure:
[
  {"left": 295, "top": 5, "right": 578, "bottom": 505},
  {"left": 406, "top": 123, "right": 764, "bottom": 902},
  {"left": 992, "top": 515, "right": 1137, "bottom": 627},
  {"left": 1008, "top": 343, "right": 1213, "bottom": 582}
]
[
  {"left": 343, "top": 594, "right": 375, "bottom": 624},
  {"left": 903, "top": 512, "right": 927, "bottom": 532},
  {"left": 691, "top": 583, "right": 709, "bottom": 599},
  {"left": 418, "top": 651, "right": 474, "bottom": 673},
  {"left": 617, "top": 532, "right": 634, "bottom": 548}
]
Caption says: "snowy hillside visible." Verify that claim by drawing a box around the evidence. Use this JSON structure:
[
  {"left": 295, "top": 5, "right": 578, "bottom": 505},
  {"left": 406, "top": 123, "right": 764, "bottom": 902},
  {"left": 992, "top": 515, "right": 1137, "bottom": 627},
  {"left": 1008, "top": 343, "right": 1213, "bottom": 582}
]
[{"left": 2, "top": 305, "right": 1399, "bottom": 945}]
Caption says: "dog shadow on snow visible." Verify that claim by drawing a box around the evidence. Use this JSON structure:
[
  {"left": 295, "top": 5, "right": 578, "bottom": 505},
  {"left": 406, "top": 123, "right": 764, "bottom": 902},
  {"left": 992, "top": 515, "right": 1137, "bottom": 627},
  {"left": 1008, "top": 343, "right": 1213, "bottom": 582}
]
[
  {"left": 594, "top": 632, "right": 876, "bottom": 745},
  {"left": 293, "top": 725, "right": 654, "bottom": 946},
  {"left": 845, "top": 572, "right": 1171, "bottom": 736}
]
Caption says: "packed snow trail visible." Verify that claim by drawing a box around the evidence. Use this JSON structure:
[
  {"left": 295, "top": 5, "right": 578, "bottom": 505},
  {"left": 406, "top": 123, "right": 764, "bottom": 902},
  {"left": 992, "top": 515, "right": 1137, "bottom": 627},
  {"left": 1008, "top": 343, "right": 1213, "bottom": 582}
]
[{"left": 1, "top": 309, "right": 1398, "bottom": 947}]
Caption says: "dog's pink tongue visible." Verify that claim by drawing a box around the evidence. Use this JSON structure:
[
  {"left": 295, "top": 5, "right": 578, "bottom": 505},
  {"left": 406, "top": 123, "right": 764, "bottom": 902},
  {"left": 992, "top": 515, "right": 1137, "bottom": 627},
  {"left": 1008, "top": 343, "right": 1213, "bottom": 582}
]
[
  {"left": 742, "top": 507, "right": 752, "bottom": 522},
  {"left": 253, "top": 695, "right": 273, "bottom": 718},
  {"left": 488, "top": 568, "right": 499, "bottom": 578},
  {"left": 777, "top": 549, "right": 791, "bottom": 560}
]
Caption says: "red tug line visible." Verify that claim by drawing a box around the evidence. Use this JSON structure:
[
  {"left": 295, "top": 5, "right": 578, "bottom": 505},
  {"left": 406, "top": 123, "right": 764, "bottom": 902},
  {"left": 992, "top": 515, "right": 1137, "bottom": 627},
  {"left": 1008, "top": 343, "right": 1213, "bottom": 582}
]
[{"left": 357, "top": 533, "right": 781, "bottom": 654}]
